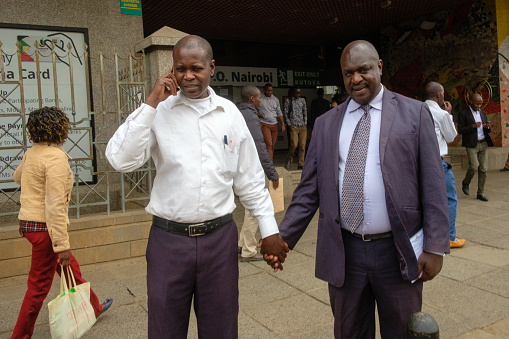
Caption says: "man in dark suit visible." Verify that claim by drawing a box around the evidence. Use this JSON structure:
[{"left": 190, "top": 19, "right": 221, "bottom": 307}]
[
  {"left": 457, "top": 93, "right": 492, "bottom": 201},
  {"left": 262, "top": 40, "right": 449, "bottom": 338}
]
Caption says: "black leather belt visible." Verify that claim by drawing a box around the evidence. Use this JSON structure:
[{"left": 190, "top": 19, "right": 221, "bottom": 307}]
[
  {"left": 153, "top": 214, "right": 233, "bottom": 237},
  {"left": 342, "top": 228, "right": 393, "bottom": 241},
  {"left": 478, "top": 139, "right": 485, "bottom": 143}
]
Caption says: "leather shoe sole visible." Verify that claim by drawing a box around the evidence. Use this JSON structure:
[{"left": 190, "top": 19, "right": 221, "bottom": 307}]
[
  {"left": 462, "top": 183, "right": 469, "bottom": 195},
  {"left": 476, "top": 194, "right": 488, "bottom": 201},
  {"left": 501, "top": 167, "right": 509, "bottom": 172}
]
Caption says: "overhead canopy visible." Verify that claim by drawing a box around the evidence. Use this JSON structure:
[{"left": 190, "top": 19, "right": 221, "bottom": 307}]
[{"left": 142, "top": 0, "right": 474, "bottom": 45}]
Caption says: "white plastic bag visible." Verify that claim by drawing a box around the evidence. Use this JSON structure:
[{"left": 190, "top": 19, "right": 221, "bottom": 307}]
[{"left": 48, "top": 265, "right": 97, "bottom": 339}]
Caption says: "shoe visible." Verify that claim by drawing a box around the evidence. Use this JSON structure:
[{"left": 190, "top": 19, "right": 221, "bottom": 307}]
[
  {"left": 284, "top": 161, "right": 291, "bottom": 170},
  {"left": 462, "top": 183, "right": 469, "bottom": 195},
  {"left": 297, "top": 166, "right": 303, "bottom": 170},
  {"left": 238, "top": 246, "right": 242, "bottom": 255},
  {"left": 476, "top": 194, "right": 488, "bottom": 201},
  {"left": 240, "top": 252, "right": 264, "bottom": 262},
  {"left": 450, "top": 238, "right": 466, "bottom": 248},
  {"left": 500, "top": 167, "right": 509, "bottom": 172},
  {"left": 98, "top": 298, "right": 113, "bottom": 317}
]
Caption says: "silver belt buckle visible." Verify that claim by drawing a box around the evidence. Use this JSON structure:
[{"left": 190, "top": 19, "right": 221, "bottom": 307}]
[
  {"left": 188, "top": 222, "right": 205, "bottom": 237},
  {"left": 361, "top": 234, "right": 371, "bottom": 242}
]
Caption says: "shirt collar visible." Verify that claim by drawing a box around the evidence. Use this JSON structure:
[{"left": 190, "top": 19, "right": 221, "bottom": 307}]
[
  {"left": 348, "top": 85, "right": 384, "bottom": 113},
  {"left": 167, "top": 86, "right": 226, "bottom": 112},
  {"left": 425, "top": 100, "right": 442, "bottom": 111},
  {"left": 469, "top": 106, "right": 480, "bottom": 115}
]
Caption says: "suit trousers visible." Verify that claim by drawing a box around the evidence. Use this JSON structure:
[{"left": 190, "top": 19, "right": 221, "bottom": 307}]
[
  {"left": 12, "top": 231, "right": 102, "bottom": 339},
  {"left": 146, "top": 220, "right": 239, "bottom": 339},
  {"left": 329, "top": 230, "right": 423, "bottom": 339},
  {"left": 261, "top": 122, "right": 278, "bottom": 160},
  {"left": 238, "top": 209, "right": 259, "bottom": 257},
  {"left": 504, "top": 153, "right": 509, "bottom": 170},
  {"left": 443, "top": 160, "right": 458, "bottom": 240},
  {"left": 463, "top": 141, "right": 488, "bottom": 194},
  {"left": 287, "top": 126, "right": 307, "bottom": 166}
]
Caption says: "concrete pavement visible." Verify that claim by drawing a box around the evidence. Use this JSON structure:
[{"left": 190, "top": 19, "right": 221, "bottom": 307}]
[{"left": 1, "top": 164, "right": 509, "bottom": 338}]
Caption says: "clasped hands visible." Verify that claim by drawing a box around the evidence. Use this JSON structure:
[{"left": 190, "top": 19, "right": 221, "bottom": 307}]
[{"left": 258, "top": 234, "right": 289, "bottom": 272}]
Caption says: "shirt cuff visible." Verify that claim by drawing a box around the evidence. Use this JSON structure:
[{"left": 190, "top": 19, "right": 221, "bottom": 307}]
[
  {"left": 257, "top": 215, "right": 279, "bottom": 239},
  {"left": 425, "top": 251, "right": 446, "bottom": 257}
]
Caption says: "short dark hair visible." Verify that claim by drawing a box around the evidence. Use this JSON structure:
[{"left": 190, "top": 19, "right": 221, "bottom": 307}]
[
  {"left": 241, "top": 86, "right": 260, "bottom": 103},
  {"left": 174, "top": 35, "right": 213, "bottom": 61},
  {"left": 27, "top": 106, "right": 70, "bottom": 144},
  {"left": 264, "top": 83, "right": 273, "bottom": 89},
  {"left": 317, "top": 88, "right": 324, "bottom": 96}
]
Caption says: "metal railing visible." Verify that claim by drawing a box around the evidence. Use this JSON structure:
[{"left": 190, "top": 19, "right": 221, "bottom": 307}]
[{"left": 0, "top": 39, "right": 151, "bottom": 221}]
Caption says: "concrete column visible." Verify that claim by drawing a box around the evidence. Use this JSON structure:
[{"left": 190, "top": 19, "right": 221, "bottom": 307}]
[
  {"left": 135, "top": 26, "right": 188, "bottom": 91},
  {"left": 496, "top": 0, "right": 509, "bottom": 146}
]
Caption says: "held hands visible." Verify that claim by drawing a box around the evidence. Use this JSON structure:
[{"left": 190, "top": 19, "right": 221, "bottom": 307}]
[
  {"left": 417, "top": 252, "right": 443, "bottom": 282},
  {"left": 473, "top": 122, "right": 482, "bottom": 128},
  {"left": 57, "top": 250, "right": 71, "bottom": 267},
  {"left": 258, "top": 234, "right": 289, "bottom": 272},
  {"left": 145, "top": 67, "right": 179, "bottom": 108}
]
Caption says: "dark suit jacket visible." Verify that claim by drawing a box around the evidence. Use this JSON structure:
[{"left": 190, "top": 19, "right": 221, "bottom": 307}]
[
  {"left": 278, "top": 89, "right": 450, "bottom": 287},
  {"left": 457, "top": 107, "right": 493, "bottom": 148}
]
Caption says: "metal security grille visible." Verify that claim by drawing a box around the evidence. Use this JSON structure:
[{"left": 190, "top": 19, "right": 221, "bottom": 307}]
[{"left": 0, "top": 39, "right": 150, "bottom": 221}]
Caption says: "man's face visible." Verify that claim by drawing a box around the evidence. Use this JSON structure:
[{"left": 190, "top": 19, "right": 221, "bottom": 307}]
[
  {"left": 293, "top": 89, "right": 301, "bottom": 99},
  {"left": 341, "top": 48, "right": 382, "bottom": 105},
  {"left": 264, "top": 86, "right": 273, "bottom": 97},
  {"left": 252, "top": 90, "right": 262, "bottom": 109},
  {"left": 173, "top": 47, "right": 215, "bottom": 99},
  {"left": 471, "top": 95, "right": 483, "bottom": 111}
]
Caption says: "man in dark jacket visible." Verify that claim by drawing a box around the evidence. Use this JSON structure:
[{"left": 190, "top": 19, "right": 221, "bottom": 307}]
[
  {"left": 457, "top": 93, "right": 493, "bottom": 201},
  {"left": 309, "top": 88, "right": 331, "bottom": 132},
  {"left": 238, "top": 86, "right": 280, "bottom": 261}
]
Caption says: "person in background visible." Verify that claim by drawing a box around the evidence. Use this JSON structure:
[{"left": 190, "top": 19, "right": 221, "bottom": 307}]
[
  {"left": 259, "top": 83, "right": 285, "bottom": 160},
  {"left": 237, "top": 86, "right": 280, "bottom": 262},
  {"left": 457, "top": 93, "right": 493, "bottom": 201},
  {"left": 500, "top": 153, "right": 509, "bottom": 172},
  {"left": 425, "top": 81, "right": 465, "bottom": 248},
  {"left": 12, "top": 107, "right": 112, "bottom": 339},
  {"left": 284, "top": 87, "right": 307, "bottom": 170},
  {"left": 309, "top": 88, "right": 331, "bottom": 133}
]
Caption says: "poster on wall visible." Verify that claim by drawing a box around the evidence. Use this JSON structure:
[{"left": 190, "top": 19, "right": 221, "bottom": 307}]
[{"left": 0, "top": 25, "right": 93, "bottom": 189}]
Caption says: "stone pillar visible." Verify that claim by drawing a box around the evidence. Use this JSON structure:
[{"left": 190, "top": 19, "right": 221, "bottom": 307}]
[
  {"left": 134, "top": 26, "right": 188, "bottom": 91},
  {"left": 496, "top": 0, "right": 509, "bottom": 146}
]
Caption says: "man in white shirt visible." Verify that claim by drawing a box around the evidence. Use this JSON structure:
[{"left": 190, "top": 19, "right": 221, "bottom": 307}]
[
  {"left": 106, "top": 35, "right": 288, "bottom": 338},
  {"left": 425, "top": 81, "right": 465, "bottom": 248}
]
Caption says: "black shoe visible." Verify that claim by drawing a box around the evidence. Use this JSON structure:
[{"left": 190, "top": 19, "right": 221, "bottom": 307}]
[
  {"left": 462, "top": 183, "right": 469, "bottom": 195},
  {"left": 284, "top": 161, "right": 291, "bottom": 170},
  {"left": 238, "top": 246, "right": 242, "bottom": 255},
  {"left": 476, "top": 194, "right": 488, "bottom": 201},
  {"left": 500, "top": 167, "right": 509, "bottom": 172},
  {"left": 297, "top": 166, "right": 303, "bottom": 170}
]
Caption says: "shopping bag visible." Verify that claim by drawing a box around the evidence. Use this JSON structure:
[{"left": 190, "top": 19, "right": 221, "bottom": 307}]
[{"left": 48, "top": 265, "right": 97, "bottom": 339}]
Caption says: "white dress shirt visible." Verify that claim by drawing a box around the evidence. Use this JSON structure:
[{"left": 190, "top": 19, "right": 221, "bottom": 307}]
[
  {"left": 338, "top": 86, "right": 391, "bottom": 235},
  {"left": 470, "top": 107, "right": 485, "bottom": 140},
  {"left": 106, "top": 87, "right": 278, "bottom": 238},
  {"left": 425, "top": 100, "right": 458, "bottom": 157}
]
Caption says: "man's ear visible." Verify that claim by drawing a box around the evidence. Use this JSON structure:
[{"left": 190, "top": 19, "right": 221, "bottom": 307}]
[{"left": 209, "top": 59, "right": 215, "bottom": 77}]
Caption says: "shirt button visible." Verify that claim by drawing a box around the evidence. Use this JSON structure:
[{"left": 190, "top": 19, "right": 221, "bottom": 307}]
[
  {"left": 203, "top": 180, "right": 207, "bottom": 184},
  {"left": 203, "top": 158, "right": 207, "bottom": 162},
  {"left": 202, "top": 137, "right": 206, "bottom": 141},
  {"left": 54, "top": 244, "right": 58, "bottom": 247}
]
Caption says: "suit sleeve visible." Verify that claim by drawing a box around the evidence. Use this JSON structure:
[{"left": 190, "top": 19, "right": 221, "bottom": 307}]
[
  {"left": 246, "top": 118, "right": 279, "bottom": 181},
  {"left": 419, "top": 103, "right": 450, "bottom": 254},
  {"left": 278, "top": 123, "right": 320, "bottom": 249},
  {"left": 457, "top": 108, "right": 474, "bottom": 135}
]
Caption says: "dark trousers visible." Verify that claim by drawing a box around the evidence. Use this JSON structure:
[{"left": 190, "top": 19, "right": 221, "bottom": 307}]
[
  {"left": 146, "top": 220, "right": 239, "bottom": 339},
  {"left": 328, "top": 230, "right": 423, "bottom": 339},
  {"left": 12, "top": 231, "right": 102, "bottom": 339}
]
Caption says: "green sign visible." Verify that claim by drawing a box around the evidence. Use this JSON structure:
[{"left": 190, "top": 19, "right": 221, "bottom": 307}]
[{"left": 120, "top": 0, "right": 141, "bottom": 16}]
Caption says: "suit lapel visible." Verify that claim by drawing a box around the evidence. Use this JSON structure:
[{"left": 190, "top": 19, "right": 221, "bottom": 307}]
[{"left": 379, "top": 90, "right": 397, "bottom": 167}]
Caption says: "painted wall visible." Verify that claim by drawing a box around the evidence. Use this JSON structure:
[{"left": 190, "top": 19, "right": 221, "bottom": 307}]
[
  {"left": 496, "top": 0, "right": 509, "bottom": 146},
  {"left": 380, "top": 0, "right": 503, "bottom": 146}
]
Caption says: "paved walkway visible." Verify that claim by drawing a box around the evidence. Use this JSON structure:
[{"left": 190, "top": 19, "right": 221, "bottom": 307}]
[{"left": 1, "top": 165, "right": 509, "bottom": 338}]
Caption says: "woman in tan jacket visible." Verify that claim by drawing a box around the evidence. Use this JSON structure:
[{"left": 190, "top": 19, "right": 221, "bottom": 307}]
[{"left": 11, "top": 107, "right": 112, "bottom": 339}]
